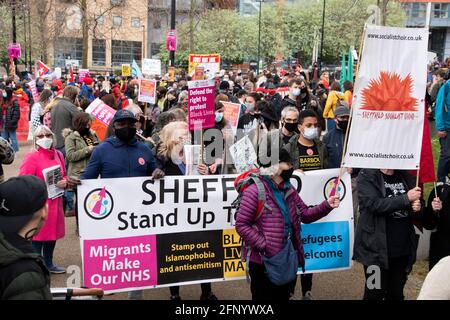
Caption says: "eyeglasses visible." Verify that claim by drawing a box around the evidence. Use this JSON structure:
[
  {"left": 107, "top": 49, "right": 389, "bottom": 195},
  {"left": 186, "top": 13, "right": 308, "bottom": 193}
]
[{"left": 36, "top": 134, "right": 53, "bottom": 139}]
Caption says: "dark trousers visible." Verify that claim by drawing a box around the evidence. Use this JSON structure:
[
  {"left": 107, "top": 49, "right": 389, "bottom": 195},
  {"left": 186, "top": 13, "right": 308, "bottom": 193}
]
[
  {"left": 32, "top": 240, "right": 56, "bottom": 268},
  {"left": 363, "top": 256, "right": 409, "bottom": 300},
  {"left": 289, "top": 274, "right": 313, "bottom": 296},
  {"left": 249, "top": 262, "right": 296, "bottom": 301},
  {"left": 438, "top": 134, "right": 450, "bottom": 182},
  {"left": 169, "top": 283, "right": 212, "bottom": 296}
]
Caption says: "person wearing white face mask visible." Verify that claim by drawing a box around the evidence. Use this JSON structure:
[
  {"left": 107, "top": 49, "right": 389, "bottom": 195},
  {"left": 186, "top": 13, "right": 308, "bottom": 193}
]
[
  {"left": 281, "top": 79, "right": 303, "bottom": 111},
  {"left": 18, "top": 125, "right": 67, "bottom": 274}
]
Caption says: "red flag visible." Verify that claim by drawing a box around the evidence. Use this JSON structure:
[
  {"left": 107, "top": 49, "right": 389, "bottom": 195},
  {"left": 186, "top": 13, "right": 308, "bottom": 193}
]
[
  {"left": 410, "top": 103, "right": 436, "bottom": 184},
  {"left": 37, "top": 60, "right": 50, "bottom": 77},
  {"left": 69, "top": 65, "right": 74, "bottom": 83}
]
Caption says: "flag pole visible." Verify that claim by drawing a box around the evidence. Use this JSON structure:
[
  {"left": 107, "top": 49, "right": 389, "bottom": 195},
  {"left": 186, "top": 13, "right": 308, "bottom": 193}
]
[
  {"left": 416, "top": 167, "right": 420, "bottom": 188},
  {"left": 336, "top": 25, "right": 367, "bottom": 190}
]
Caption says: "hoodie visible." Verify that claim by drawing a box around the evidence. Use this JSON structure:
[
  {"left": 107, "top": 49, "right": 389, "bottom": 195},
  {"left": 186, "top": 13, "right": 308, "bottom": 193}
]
[{"left": 0, "top": 232, "right": 51, "bottom": 300}]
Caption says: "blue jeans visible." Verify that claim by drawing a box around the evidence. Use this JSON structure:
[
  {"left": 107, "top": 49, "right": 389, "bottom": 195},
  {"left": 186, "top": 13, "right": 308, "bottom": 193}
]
[
  {"left": 2, "top": 129, "right": 19, "bottom": 152},
  {"left": 32, "top": 240, "right": 56, "bottom": 268},
  {"left": 66, "top": 190, "right": 75, "bottom": 212}
]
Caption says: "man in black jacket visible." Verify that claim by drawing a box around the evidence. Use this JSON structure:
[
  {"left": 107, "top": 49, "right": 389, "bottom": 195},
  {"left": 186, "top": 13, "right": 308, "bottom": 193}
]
[
  {"left": 354, "top": 169, "right": 423, "bottom": 300},
  {"left": 0, "top": 176, "right": 51, "bottom": 300}
]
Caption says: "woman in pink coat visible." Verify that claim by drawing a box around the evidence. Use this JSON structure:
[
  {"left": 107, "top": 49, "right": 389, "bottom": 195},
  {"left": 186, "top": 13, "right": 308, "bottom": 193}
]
[{"left": 19, "top": 125, "right": 67, "bottom": 274}]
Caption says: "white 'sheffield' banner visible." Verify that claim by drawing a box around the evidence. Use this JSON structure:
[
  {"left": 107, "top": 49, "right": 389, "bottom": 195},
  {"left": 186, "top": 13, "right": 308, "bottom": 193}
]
[
  {"left": 344, "top": 26, "right": 428, "bottom": 169},
  {"left": 78, "top": 169, "right": 353, "bottom": 293}
]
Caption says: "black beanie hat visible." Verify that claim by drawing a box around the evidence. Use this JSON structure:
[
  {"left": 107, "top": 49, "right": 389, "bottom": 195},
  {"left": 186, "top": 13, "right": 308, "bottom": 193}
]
[{"left": 0, "top": 176, "right": 48, "bottom": 234}]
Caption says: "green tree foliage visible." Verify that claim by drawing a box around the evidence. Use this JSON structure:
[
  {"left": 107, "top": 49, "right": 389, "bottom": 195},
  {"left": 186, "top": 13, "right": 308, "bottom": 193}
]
[{"left": 160, "top": 0, "right": 406, "bottom": 68}]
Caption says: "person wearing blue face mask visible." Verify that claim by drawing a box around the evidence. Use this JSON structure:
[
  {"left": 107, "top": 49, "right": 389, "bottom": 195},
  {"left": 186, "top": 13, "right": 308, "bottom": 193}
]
[{"left": 283, "top": 109, "right": 329, "bottom": 300}]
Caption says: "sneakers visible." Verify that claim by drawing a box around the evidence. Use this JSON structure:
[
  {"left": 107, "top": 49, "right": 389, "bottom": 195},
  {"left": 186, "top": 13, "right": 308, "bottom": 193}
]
[
  {"left": 170, "top": 294, "right": 181, "bottom": 301},
  {"left": 302, "top": 291, "right": 313, "bottom": 300},
  {"left": 200, "top": 292, "right": 218, "bottom": 301},
  {"left": 47, "top": 265, "right": 66, "bottom": 274}
]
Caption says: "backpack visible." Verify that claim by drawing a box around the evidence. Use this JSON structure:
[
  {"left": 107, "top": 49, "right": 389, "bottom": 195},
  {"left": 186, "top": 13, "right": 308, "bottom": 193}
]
[{"left": 232, "top": 169, "right": 273, "bottom": 282}]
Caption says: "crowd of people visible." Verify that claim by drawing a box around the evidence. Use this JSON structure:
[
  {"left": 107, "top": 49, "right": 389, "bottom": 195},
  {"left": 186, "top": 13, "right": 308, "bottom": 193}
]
[{"left": 0, "top": 61, "right": 449, "bottom": 301}]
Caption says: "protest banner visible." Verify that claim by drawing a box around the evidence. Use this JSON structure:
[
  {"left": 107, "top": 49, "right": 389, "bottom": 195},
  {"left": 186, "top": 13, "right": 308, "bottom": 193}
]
[
  {"left": 188, "top": 54, "right": 220, "bottom": 80},
  {"left": 78, "top": 169, "right": 353, "bottom": 293},
  {"left": 28, "top": 80, "right": 39, "bottom": 102},
  {"left": 85, "top": 98, "right": 116, "bottom": 127},
  {"left": 78, "top": 69, "right": 90, "bottom": 83},
  {"left": 138, "top": 79, "right": 157, "bottom": 104},
  {"left": 343, "top": 26, "right": 429, "bottom": 170},
  {"left": 122, "top": 64, "right": 131, "bottom": 77},
  {"left": 229, "top": 136, "right": 257, "bottom": 173},
  {"left": 222, "top": 101, "right": 241, "bottom": 135},
  {"left": 188, "top": 80, "right": 215, "bottom": 131},
  {"left": 142, "top": 59, "right": 162, "bottom": 76}
]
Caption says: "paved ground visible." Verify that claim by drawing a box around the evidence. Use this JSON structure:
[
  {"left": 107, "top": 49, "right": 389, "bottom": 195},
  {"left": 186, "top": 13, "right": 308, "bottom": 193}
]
[{"left": 5, "top": 141, "right": 429, "bottom": 300}]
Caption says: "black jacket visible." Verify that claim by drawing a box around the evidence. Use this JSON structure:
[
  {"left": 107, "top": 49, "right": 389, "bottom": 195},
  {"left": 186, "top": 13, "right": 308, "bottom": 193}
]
[
  {"left": 4, "top": 99, "right": 20, "bottom": 131},
  {"left": 353, "top": 169, "right": 422, "bottom": 273},
  {"left": 0, "top": 232, "right": 51, "bottom": 300},
  {"left": 424, "top": 183, "right": 450, "bottom": 270}
]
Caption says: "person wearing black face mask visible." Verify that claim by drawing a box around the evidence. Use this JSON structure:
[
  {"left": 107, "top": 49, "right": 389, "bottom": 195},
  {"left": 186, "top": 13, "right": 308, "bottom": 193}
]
[
  {"left": 0, "top": 175, "right": 52, "bottom": 300},
  {"left": 81, "top": 110, "right": 164, "bottom": 300},
  {"left": 235, "top": 148, "right": 340, "bottom": 301},
  {"left": 323, "top": 104, "right": 351, "bottom": 169},
  {"left": 258, "top": 107, "right": 299, "bottom": 167}
]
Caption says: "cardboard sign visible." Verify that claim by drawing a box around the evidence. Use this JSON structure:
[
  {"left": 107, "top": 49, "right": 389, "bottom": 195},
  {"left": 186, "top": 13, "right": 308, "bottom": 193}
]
[
  {"left": 138, "top": 79, "right": 157, "bottom": 104},
  {"left": 78, "top": 69, "right": 90, "bottom": 83},
  {"left": 142, "top": 59, "right": 162, "bottom": 76},
  {"left": 85, "top": 98, "right": 117, "bottom": 126},
  {"left": 122, "top": 64, "right": 131, "bottom": 77},
  {"left": 188, "top": 80, "right": 216, "bottom": 131},
  {"left": 222, "top": 101, "right": 241, "bottom": 135}
]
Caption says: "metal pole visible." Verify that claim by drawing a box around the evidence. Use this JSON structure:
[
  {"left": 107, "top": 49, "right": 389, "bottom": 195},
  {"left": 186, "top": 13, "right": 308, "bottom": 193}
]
[
  {"left": 22, "top": 3, "right": 28, "bottom": 72},
  {"left": 28, "top": 1, "right": 32, "bottom": 72},
  {"left": 319, "top": 0, "right": 326, "bottom": 73},
  {"left": 257, "top": 0, "right": 262, "bottom": 75},
  {"left": 170, "top": 0, "right": 176, "bottom": 67},
  {"left": 12, "top": 0, "right": 18, "bottom": 74}
]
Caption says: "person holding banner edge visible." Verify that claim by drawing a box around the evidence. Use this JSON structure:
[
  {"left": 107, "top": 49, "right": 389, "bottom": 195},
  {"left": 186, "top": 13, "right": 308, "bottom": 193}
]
[
  {"left": 155, "top": 121, "right": 218, "bottom": 301},
  {"left": 354, "top": 169, "right": 424, "bottom": 300},
  {"left": 235, "top": 147, "right": 340, "bottom": 301},
  {"left": 81, "top": 109, "right": 164, "bottom": 300}
]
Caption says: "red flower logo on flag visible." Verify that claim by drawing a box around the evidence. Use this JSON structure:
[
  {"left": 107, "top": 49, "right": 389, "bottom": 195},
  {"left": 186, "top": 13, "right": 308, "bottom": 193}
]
[{"left": 361, "top": 72, "right": 418, "bottom": 112}]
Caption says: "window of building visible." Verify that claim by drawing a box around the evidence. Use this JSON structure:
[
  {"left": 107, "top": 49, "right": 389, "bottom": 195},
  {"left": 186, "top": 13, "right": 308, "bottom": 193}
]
[
  {"left": 151, "top": 43, "right": 161, "bottom": 57},
  {"left": 53, "top": 37, "right": 83, "bottom": 68},
  {"left": 411, "top": 3, "right": 426, "bottom": 18},
  {"left": 112, "top": 15, "right": 122, "bottom": 27},
  {"left": 433, "top": 3, "right": 449, "bottom": 19},
  {"left": 92, "top": 39, "right": 106, "bottom": 67},
  {"left": 95, "top": 15, "right": 105, "bottom": 25},
  {"left": 111, "top": 0, "right": 123, "bottom": 6},
  {"left": 112, "top": 40, "right": 142, "bottom": 67},
  {"left": 131, "top": 17, "right": 141, "bottom": 28}
]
